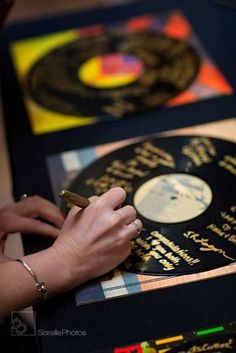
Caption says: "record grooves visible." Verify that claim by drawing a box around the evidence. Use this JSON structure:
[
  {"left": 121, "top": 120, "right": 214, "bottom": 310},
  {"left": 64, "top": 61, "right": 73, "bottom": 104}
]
[
  {"left": 26, "top": 31, "right": 200, "bottom": 118},
  {"left": 68, "top": 135, "right": 236, "bottom": 276}
]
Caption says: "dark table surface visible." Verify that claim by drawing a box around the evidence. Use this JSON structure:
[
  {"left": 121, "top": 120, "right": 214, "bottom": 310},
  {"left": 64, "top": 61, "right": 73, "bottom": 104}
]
[{"left": 0, "top": 0, "right": 236, "bottom": 352}]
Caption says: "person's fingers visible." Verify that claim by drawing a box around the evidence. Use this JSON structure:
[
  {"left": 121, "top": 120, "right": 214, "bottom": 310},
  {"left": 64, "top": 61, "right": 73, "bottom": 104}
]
[
  {"left": 67, "top": 205, "right": 81, "bottom": 218},
  {"left": 116, "top": 205, "right": 137, "bottom": 225},
  {"left": 66, "top": 195, "right": 98, "bottom": 221},
  {"left": 118, "top": 218, "right": 143, "bottom": 242},
  {"left": 99, "top": 187, "right": 126, "bottom": 210},
  {"left": 89, "top": 195, "right": 99, "bottom": 202},
  {"left": 110, "top": 219, "right": 142, "bottom": 245},
  {"left": 127, "top": 219, "right": 143, "bottom": 238},
  {"left": 14, "top": 196, "right": 65, "bottom": 228},
  {"left": 122, "top": 226, "right": 140, "bottom": 241},
  {"left": 1, "top": 213, "right": 59, "bottom": 238},
  {"left": 38, "top": 203, "right": 65, "bottom": 228},
  {"left": 23, "top": 218, "right": 60, "bottom": 238}
]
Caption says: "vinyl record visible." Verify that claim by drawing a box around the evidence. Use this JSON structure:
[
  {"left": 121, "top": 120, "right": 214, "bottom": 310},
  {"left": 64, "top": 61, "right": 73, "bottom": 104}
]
[
  {"left": 68, "top": 136, "right": 236, "bottom": 276},
  {"left": 26, "top": 30, "right": 200, "bottom": 119},
  {"left": 169, "top": 333, "right": 236, "bottom": 353}
]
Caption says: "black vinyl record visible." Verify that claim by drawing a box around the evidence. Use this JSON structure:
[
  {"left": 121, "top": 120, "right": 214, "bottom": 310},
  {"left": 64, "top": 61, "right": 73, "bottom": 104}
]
[
  {"left": 169, "top": 333, "right": 236, "bottom": 353},
  {"left": 26, "top": 30, "right": 200, "bottom": 119},
  {"left": 68, "top": 136, "right": 236, "bottom": 276}
]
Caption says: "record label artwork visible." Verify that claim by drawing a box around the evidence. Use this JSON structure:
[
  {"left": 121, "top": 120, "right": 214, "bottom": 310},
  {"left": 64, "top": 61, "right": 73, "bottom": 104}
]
[
  {"left": 68, "top": 136, "right": 236, "bottom": 276},
  {"left": 10, "top": 11, "right": 232, "bottom": 134}
]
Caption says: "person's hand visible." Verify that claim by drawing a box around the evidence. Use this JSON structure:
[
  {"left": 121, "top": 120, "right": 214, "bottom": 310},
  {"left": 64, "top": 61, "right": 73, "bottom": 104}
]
[
  {"left": 52, "top": 187, "right": 142, "bottom": 287},
  {"left": 0, "top": 188, "right": 141, "bottom": 313},
  {"left": 0, "top": 196, "right": 65, "bottom": 249}
]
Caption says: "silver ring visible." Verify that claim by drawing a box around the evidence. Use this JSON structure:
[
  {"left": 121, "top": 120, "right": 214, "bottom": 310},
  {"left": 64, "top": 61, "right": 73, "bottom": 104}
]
[
  {"left": 20, "top": 194, "right": 28, "bottom": 200},
  {"left": 130, "top": 219, "right": 143, "bottom": 234}
]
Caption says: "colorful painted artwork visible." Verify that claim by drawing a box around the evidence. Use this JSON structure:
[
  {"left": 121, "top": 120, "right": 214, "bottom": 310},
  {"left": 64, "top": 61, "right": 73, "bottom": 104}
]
[
  {"left": 11, "top": 11, "right": 232, "bottom": 134},
  {"left": 106, "top": 321, "right": 236, "bottom": 353}
]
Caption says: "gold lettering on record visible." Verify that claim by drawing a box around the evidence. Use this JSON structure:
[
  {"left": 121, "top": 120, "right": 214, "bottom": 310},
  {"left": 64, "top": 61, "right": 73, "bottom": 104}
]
[
  {"left": 159, "top": 259, "right": 175, "bottom": 271},
  {"left": 141, "top": 142, "right": 175, "bottom": 162},
  {"left": 218, "top": 155, "right": 236, "bottom": 176},
  {"left": 153, "top": 244, "right": 167, "bottom": 255},
  {"left": 142, "top": 254, "right": 152, "bottom": 262},
  {"left": 85, "top": 141, "right": 175, "bottom": 195},
  {"left": 207, "top": 223, "right": 231, "bottom": 237},
  {"left": 183, "top": 231, "right": 235, "bottom": 261},
  {"left": 106, "top": 160, "right": 134, "bottom": 179},
  {"left": 222, "top": 223, "right": 232, "bottom": 231},
  {"left": 151, "top": 231, "right": 200, "bottom": 266},
  {"left": 228, "top": 235, "right": 236, "bottom": 244},
  {"left": 86, "top": 176, "right": 133, "bottom": 195},
  {"left": 148, "top": 57, "right": 195, "bottom": 90},
  {"left": 148, "top": 250, "right": 162, "bottom": 260},
  {"left": 182, "top": 137, "right": 217, "bottom": 167},
  {"left": 135, "top": 238, "right": 151, "bottom": 251},
  {"left": 131, "top": 228, "right": 205, "bottom": 272},
  {"left": 139, "top": 70, "right": 159, "bottom": 86},
  {"left": 103, "top": 100, "right": 135, "bottom": 117},
  {"left": 230, "top": 205, "right": 236, "bottom": 213},
  {"left": 134, "top": 50, "right": 158, "bottom": 66},
  {"left": 165, "top": 252, "right": 180, "bottom": 264},
  {"left": 206, "top": 205, "right": 236, "bottom": 245},
  {"left": 143, "top": 91, "right": 172, "bottom": 107},
  {"left": 167, "top": 41, "right": 187, "bottom": 57},
  {"left": 126, "top": 160, "right": 150, "bottom": 177},
  {"left": 221, "top": 210, "right": 236, "bottom": 225},
  {"left": 207, "top": 223, "right": 236, "bottom": 245},
  {"left": 135, "top": 248, "right": 146, "bottom": 258},
  {"left": 107, "top": 86, "right": 148, "bottom": 99}
]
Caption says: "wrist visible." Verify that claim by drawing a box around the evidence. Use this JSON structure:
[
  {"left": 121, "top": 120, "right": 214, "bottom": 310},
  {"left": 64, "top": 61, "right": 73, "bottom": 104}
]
[
  {"left": 22, "top": 246, "right": 74, "bottom": 298},
  {"left": 51, "top": 241, "right": 92, "bottom": 289},
  {"left": 0, "top": 255, "right": 10, "bottom": 263}
]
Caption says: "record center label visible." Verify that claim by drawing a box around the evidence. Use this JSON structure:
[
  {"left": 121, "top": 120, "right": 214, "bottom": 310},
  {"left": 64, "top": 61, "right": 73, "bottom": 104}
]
[
  {"left": 134, "top": 173, "right": 212, "bottom": 223},
  {"left": 78, "top": 53, "right": 144, "bottom": 89}
]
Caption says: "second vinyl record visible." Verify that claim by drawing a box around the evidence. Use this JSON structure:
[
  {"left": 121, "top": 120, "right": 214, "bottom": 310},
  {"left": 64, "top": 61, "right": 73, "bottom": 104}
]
[{"left": 26, "top": 31, "right": 200, "bottom": 119}]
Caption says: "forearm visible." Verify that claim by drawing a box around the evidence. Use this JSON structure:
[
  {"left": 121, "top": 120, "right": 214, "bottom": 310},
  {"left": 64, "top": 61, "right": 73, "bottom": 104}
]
[
  {"left": 0, "top": 255, "right": 10, "bottom": 263},
  {"left": 0, "top": 247, "right": 71, "bottom": 319}
]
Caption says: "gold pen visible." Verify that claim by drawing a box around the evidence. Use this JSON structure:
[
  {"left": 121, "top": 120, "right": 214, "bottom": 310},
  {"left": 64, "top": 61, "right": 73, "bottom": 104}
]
[{"left": 59, "top": 189, "right": 90, "bottom": 208}]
